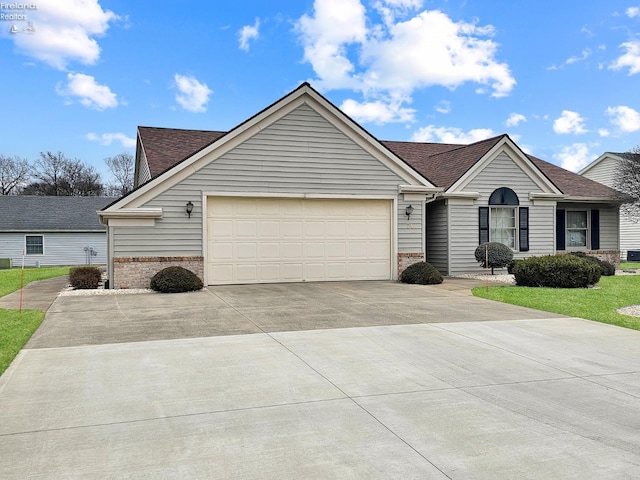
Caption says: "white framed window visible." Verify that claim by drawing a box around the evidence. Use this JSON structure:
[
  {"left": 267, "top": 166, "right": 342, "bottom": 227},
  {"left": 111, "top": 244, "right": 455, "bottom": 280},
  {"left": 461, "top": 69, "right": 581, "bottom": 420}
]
[
  {"left": 566, "top": 210, "right": 588, "bottom": 248},
  {"left": 25, "top": 235, "right": 44, "bottom": 255},
  {"left": 490, "top": 207, "right": 517, "bottom": 249}
]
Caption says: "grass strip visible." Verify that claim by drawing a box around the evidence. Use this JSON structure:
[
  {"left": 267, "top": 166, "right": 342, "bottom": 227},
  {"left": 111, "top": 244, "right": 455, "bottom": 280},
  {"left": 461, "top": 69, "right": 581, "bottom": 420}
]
[
  {"left": 0, "top": 309, "right": 45, "bottom": 375},
  {"left": 473, "top": 274, "right": 640, "bottom": 330}
]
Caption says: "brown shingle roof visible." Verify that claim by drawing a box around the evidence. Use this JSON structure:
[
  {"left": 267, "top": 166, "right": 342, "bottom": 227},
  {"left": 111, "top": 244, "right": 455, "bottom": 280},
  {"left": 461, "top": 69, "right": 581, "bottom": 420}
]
[
  {"left": 138, "top": 126, "right": 226, "bottom": 178},
  {"left": 137, "top": 127, "right": 619, "bottom": 201},
  {"left": 528, "top": 155, "right": 620, "bottom": 199},
  {"left": 383, "top": 135, "right": 505, "bottom": 190}
]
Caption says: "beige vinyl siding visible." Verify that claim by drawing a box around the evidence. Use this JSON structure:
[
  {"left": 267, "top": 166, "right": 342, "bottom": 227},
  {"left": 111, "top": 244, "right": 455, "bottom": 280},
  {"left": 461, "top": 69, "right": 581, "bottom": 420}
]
[
  {"left": 425, "top": 200, "right": 448, "bottom": 274},
  {"left": 581, "top": 157, "right": 618, "bottom": 186},
  {"left": 448, "top": 151, "right": 552, "bottom": 275},
  {"left": 113, "top": 104, "right": 413, "bottom": 258},
  {"left": 621, "top": 213, "right": 640, "bottom": 257},
  {"left": 582, "top": 158, "right": 635, "bottom": 257},
  {"left": 0, "top": 232, "right": 106, "bottom": 267}
]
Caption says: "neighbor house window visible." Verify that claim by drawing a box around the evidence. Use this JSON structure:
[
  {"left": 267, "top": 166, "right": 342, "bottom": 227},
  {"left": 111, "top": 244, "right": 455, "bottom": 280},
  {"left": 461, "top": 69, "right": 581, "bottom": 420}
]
[
  {"left": 479, "top": 187, "right": 529, "bottom": 251},
  {"left": 566, "top": 211, "right": 588, "bottom": 248},
  {"left": 25, "top": 235, "right": 43, "bottom": 255}
]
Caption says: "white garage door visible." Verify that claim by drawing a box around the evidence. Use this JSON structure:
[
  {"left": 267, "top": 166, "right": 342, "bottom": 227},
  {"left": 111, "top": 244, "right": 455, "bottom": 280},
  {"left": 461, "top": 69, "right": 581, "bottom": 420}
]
[{"left": 206, "top": 197, "right": 392, "bottom": 285}]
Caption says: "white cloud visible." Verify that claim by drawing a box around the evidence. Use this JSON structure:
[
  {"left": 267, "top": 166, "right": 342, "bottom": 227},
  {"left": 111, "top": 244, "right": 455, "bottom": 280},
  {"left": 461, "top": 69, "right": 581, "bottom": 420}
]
[
  {"left": 411, "top": 125, "right": 495, "bottom": 144},
  {"left": 341, "top": 97, "right": 415, "bottom": 123},
  {"left": 606, "top": 105, "right": 640, "bottom": 132},
  {"left": 296, "top": 1, "right": 515, "bottom": 124},
  {"left": 238, "top": 18, "right": 260, "bottom": 51},
  {"left": 86, "top": 132, "right": 135, "bottom": 148},
  {"left": 506, "top": 113, "right": 526, "bottom": 127},
  {"left": 5, "top": 0, "right": 118, "bottom": 70},
  {"left": 598, "top": 128, "right": 611, "bottom": 137},
  {"left": 553, "top": 143, "right": 592, "bottom": 172},
  {"left": 434, "top": 100, "right": 451, "bottom": 114},
  {"left": 565, "top": 48, "right": 592, "bottom": 65},
  {"left": 173, "top": 74, "right": 212, "bottom": 113},
  {"left": 610, "top": 40, "right": 640, "bottom": 75},
  {"left": 56, "top": 73, "right": 119, "bottom": 110},
  {"left": 553, "top": 110, "right": 587, "bottom": 135},
  {"left": 626, "top": 7, "right": 640, "bottom": 18}
]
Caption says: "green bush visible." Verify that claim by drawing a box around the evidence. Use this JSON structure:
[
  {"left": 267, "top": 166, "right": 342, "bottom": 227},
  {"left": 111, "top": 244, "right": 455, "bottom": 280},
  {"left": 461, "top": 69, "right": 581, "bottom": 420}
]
[
  {"left": 512, "top": 255, "right": 601, "bottom": 288},
  {"left": 474, "top": 242, "right": 514, "bottom": 274},
  {"left": 568, "top": 252, "right": 616, "bottom": 276},
  {"left": 150, "top": 266, "right": 203, "bottom": 293},
  {"left": 400, "top": 261, "right": 444, "bottom": 285},
  {"left": 69, "top": 266, "right": 102, "bottom": 289},
  {"left": 507, "top": 259, "right": 524, "bottom": 274}
]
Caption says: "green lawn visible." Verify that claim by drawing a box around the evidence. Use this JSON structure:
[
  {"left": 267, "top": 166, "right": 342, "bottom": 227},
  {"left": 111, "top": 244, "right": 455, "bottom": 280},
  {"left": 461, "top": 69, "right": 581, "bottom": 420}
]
[
  {"left": 473, "top": 274, "right": 640, "bottom": 330},
  {"left": 0, "top": 266, "right": 71, "bottom": 375},
  {"left": 620, "top": 261, "right": 640, "bottom": 270}
]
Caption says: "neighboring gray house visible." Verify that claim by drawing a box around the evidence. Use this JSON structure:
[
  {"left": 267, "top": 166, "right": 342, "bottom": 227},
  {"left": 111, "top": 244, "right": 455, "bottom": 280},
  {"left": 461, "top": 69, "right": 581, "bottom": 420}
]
[
  {"left": 99, "top": 83, "right": 622, "bottom": 288},
  {"left": 580, "top": 152, "right": 640, "bottom": 259},
  {"left": 0, "top": 196, "right": 111, "bottom": 267}
]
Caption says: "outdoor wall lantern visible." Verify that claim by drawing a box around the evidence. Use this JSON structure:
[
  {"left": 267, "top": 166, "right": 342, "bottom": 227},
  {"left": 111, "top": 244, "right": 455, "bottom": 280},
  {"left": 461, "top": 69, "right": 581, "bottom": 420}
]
[
  {"left": 186, "top": 201, "right": 194, "bottom": 218},
  {"left": 405, "top": 204, "right": 414, "bottom": 219}
]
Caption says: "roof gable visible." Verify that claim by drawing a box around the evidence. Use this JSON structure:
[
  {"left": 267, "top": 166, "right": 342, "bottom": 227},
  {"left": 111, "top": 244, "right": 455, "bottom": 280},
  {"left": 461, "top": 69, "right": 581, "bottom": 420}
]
[
  {"left": 112, "top": 83, "right": 435, "bottom": 210},
  {"left": 0, "top": 196, "right": 111, "bottom": 232}
]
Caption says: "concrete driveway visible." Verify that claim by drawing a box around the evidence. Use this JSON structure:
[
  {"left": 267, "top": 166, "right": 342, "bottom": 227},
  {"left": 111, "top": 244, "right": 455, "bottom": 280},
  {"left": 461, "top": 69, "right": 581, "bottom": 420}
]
[{"left": 1, "top": 281, "right": 640, "bottom": 478}]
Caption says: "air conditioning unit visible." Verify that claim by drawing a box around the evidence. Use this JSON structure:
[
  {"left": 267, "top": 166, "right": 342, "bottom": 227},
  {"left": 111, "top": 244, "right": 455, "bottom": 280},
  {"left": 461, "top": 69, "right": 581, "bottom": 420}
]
[
  {"left": 0, "top": 258, "right": 12, "bottom": 269},
  {"left": 627, "top": 250, "right": 640, "bottom": 261}
]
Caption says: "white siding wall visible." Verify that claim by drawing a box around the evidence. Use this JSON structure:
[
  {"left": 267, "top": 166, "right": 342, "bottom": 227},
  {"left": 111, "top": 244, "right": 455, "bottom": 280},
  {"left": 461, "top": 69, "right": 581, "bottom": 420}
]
[
  {"left": 425, "top": 200, "right": 449, "bottom": 274},
  {"left": 582, "top": 157, "right": 617, "bottom": 185},
  {"left": 448, "top": 151, "right": 553, "bottom": 275},
  {"left": 0, "top": 232, "right": 106, "bottom": 267},
  {"left": 114, "top": 104, "right": 416, "bottom": 258},
  {"left": 582, "top": 157, "right": 638, "bottom": 257},
  {"left": 398, "top": 201, "right": 422, "bottom": 252}
]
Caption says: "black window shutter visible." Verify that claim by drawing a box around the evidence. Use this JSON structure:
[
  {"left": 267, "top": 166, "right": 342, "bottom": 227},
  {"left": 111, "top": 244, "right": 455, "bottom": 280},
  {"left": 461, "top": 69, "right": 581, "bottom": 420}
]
[
  {"left": 479, "top": 207, "right": 489, "bottom": 244},
  {"left": 556, "top": 209, "right": 566, "bottom": 250},
  {"left": 591, "top": 209, "right": 600, "bottom": 250},
  {"left": 519, "top": 207, "right": 529, "bottom": 252}
]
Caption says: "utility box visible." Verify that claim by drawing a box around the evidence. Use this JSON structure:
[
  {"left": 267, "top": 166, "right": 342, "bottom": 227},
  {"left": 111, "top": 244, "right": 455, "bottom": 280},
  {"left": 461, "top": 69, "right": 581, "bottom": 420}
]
[
  {"left": 0, "top": 258, "right": 12, "bottom": 269},
  {"left": 627, "top": 250, "right": 640, "bottom": 261}
]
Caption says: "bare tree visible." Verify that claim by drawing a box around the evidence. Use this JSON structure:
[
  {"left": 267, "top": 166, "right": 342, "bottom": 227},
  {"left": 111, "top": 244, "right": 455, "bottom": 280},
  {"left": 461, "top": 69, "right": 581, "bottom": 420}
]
[
  {"left": 614, "top": 145, "right": 640, "bottom": 220},
  {"left": 22, "top": 151, "right": 103, "bottom": 196},
  {"left": 104, "top": 152, "right": 134, "bottom": 197},
  {"left": 0, "top": 155, "right": 31, "bottom": 195}
]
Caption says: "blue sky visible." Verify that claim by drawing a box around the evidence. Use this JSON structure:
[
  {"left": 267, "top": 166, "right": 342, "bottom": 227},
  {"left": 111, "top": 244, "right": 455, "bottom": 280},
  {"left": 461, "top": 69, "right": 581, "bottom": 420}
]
[{"left": 1, "top": 0, "right": 639, "bottom": 182}]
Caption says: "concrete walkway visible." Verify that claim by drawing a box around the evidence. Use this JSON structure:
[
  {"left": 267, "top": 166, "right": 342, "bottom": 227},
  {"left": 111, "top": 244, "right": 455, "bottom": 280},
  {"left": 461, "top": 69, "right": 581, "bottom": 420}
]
[
  {"left": 1, "top": 279, "right": 639, "bottom": 479},
  {"left": 0, "top": 275, "right": 69, "bottom": 311}
]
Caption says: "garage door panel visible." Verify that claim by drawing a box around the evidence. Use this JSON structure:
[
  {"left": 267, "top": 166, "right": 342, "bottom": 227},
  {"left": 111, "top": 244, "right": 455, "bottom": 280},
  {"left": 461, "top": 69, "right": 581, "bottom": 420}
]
[{"left": 207, "top": 197, "right": 391, "bottom": 284}]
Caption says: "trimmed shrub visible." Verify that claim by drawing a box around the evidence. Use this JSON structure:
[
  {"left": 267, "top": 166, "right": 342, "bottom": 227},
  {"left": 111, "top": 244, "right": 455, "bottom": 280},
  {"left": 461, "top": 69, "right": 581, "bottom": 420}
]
[
  {"left": 400, "top": 261, "right": 444, "bottom": 285},
  {"left": 507, "top": 259, "right": 523, "bottom": 275},
  {"left": 150, "top": 266, "right": 203, "bottom": 293},
  {"left": 69, "top": 266, "right": 102, "bottom": 289},
  {"left": 568, "top": 251, "right": 616, "bottom": 276},
  {"left": 512, "top": 255, "right": 601, "bottom": 288},
  {"left": 474, "top": 242, "right": 514, "bottom": 274}
]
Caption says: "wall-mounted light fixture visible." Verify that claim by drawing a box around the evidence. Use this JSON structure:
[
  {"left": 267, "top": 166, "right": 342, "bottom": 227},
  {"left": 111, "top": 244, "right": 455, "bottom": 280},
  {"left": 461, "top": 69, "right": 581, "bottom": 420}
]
[
  {"left": 186, "top": 201, "right": 194, "bottom": 218},
  {"left": 405, "top": 204, "right": 414, "bottom": 220}
]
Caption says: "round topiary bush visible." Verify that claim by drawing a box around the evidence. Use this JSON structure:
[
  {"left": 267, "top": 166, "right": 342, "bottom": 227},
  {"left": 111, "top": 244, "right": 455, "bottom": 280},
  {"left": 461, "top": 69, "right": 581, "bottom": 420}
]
[
  {"left": 474, "top": 242, "right": 514, "bottom": 274},
  {"left": 512, "top": 254, "right": 601, "bottom": 288},
  {"left": 568, "top": 252, "right": 616, "bottom": 276},
  {"left": 150, "top": 266, "right": 204, "bottom": 293},
  {"left": 69, "top": 266, "right": 102, "bottom": 289},
  {"left": 400, "top": 261, "right": 444, "bottom": 285}
]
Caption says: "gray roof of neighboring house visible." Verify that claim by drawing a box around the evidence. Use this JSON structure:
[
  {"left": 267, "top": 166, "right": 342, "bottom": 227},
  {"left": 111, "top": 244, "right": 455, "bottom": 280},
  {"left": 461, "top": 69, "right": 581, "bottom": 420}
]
[{"left": 0, "top": 196, "right": 112, "bottom": 232}]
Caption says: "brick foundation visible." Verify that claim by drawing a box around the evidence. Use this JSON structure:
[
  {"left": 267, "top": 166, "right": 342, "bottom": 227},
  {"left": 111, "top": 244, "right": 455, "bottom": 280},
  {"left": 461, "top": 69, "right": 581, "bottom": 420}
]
[
  {"left": 557, "top": 250, "right": 621, "bottom": 267},
  {"left": 397, "top": 252, "right": 425, "bottom": 279},
  {"left": 113, "top": 256, "right": 204, "bottom": 289}
]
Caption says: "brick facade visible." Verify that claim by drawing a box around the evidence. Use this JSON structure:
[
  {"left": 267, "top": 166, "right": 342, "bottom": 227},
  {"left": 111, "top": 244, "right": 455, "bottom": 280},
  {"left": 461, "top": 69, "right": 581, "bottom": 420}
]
[
  {"left": 113, "top": 256, "right": 204, "bottom": 289},
  {"left": 557, "top": 250, "right": 621, "bottom": 267},
  {"left": 397, "top": 252, "right": 425, "bottom": 279}
]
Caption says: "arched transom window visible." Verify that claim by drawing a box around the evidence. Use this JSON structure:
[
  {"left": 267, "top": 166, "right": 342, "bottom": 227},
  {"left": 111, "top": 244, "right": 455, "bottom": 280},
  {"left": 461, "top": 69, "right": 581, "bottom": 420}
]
[{"left": 479, "top": 188, "right": 528, "bottom": 251}]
